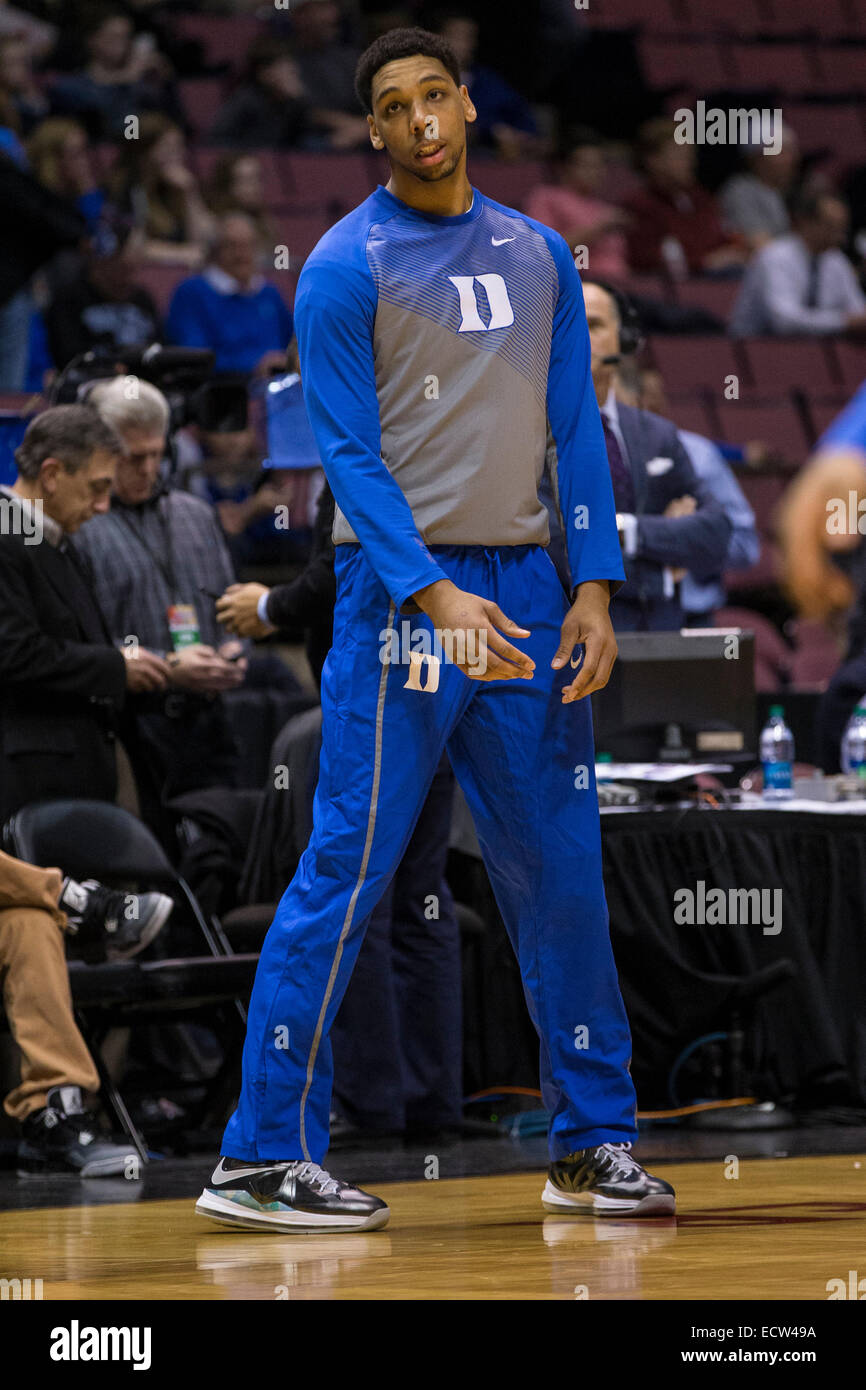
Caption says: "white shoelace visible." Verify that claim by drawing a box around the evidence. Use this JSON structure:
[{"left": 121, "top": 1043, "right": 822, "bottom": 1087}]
[
  {"left": 287, "top": 1161, "right": 342, "bottom": 1195},
  {"left": 598, "top": 1142, "right": 642, "bottom": 1179}
]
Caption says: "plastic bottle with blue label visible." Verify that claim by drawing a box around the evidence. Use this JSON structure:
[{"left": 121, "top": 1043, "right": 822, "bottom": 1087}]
[
  {"left": 840, "top": 702, "right": 866, "bottom": 783},
  {"left": 760, "top": 705, "right": 795, "bottom": 801}
]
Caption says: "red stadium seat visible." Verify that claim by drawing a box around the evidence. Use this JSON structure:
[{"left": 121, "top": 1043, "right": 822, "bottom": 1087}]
[
  {"left": 713, "top": 607, "right": 790, "bottom": 690},
  {"left": 179, "top": 78, "right": 227, "bottom": 137},
  {"left": 674, "top": 278, "right": 741, "bottom": 324},
  {"left": 788, "top": 619, "right": 843, "bottom": 690},
  {"left": 782, "top": 104, "right": 866, "bottom": 179},
  {"left": 649, "top": 337, "right": 742, "bottom": 394},
  {"left": 663, "top": 392, "right": 720, "bottom": 438},
  {"left": 283, "top": 153, "right": 380, "bottom": 214},
  {"left": 813, "top": 45, "right": 866, "bottom": 94},
  {"left": 134, "top": 265, "right": 189, "bottom": 316},
  {"left": 758, "top": 0, "right": 853, "bottom": 39},
  {"left": 715, "top": 399, "right": 811, "bottom": 462},
  {"left": 740, "top": 339, "right": 838, "bottom": 395},
  {"left": 639, "top": 39, "right": 729, "bottom": 92},
  {"left": 831, "top": 343, "right": 866, "bottom": 395},
  {"left": 270, "top": 213, "right": 334, "bottom": 268},
  {"left": 586, "top": 0, "right": 683, "bottom": 30},
  {"left": 728, "top": 43, "right": 818, "bottom": 94},
  {"left": 470, "top": 161, "right": 546, "bottom": 211},
  {"left": 174, "top": 14, "right": 264, "bottom": 73},
  {"left": 807, "top": 395, "right": 855, "bottom": 444}
]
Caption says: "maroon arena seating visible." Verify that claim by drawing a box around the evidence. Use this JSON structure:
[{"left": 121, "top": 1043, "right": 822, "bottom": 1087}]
[
  {"left": 739, "top": 339, "right": 838, "bottom": 395},
  {"left": 650, "top": 336, "right": 743, "bottom": 394},
  {"left": 715, "top": 400, "right": 811, "bottom": 461}
]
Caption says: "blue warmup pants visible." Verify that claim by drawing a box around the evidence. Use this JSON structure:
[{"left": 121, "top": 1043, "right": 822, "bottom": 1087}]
[{"left": 223, "top": 542, "right": 638, "bottom": 1164}]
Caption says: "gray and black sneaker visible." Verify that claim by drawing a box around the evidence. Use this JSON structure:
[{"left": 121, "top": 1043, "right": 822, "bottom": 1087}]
[
  {"left": 196, "top": 1157, "right": 390, "bottom": 1233},
  {"left": 18, "top": 1086, "right": 143, "bottom": 1178},
  {"left": 60, "top": 877, "right": 172, "bottom": 960},
  {"left": 542, "top": 1143, "right": 676, "bottom": 1217}
]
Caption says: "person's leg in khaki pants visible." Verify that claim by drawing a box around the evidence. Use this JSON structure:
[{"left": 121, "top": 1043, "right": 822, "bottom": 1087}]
[{"left": 0, "top": 850, "right": 99, "bottom": 1122}]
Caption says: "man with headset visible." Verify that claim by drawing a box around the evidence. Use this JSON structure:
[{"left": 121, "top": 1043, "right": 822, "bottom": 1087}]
[{"left": 565, "top": 280, "right": 732, "bottom": 632}]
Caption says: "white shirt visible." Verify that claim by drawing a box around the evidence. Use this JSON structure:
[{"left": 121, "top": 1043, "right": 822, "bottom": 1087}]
[{"left": 730, "top": 233, "right": 866, "bottom": 336}]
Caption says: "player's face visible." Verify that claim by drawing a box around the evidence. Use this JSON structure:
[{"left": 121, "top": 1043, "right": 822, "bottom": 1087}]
[{"left": 368, "top": 55, "right": 476, "bottom": 184}]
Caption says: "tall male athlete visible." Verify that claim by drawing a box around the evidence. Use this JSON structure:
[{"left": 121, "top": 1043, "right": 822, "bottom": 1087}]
[{"left": 197, "top": 27, "right": 675, "bottom": 1232}]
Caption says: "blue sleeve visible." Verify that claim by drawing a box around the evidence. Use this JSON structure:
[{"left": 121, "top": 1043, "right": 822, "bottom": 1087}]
[
  {"left": 818, "top": 380, "right": 866, "bottom": 454},
  {"left": 293, "top": 245, "right": 447, "bottom": 611},
  {"left": 166, "top": 281, "right": 212, "bottom": 349},
  {"left": 543, "top": 230, "right": 625, "bottom": 596}
]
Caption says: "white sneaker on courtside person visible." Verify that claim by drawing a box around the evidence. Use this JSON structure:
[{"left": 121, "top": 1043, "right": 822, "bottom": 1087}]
[{"left": 196, "top": 1157, "right": 390, "bottom": 1232}]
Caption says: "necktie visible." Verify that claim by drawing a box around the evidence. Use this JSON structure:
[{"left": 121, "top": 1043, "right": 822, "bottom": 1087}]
[
  {"left": 805, "top": 255, "right": 821, "bottom": 309},
  {"left": 602, "top": 415, "right": 635, "bottom": 514}
]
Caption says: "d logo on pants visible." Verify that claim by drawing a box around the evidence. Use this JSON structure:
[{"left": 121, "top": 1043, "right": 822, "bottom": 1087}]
[{"left": 404, "top": 652, "right": 441, "bottom": 693}]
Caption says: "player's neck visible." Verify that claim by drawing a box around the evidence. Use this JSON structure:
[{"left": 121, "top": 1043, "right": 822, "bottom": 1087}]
[{"left": 385, "top": 169, "right": 474, "bottom": 218}]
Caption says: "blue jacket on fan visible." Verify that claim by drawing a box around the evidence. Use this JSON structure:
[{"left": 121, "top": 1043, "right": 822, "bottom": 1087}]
[{"left": 166, "top": 267, "right": 293, "bottom": 376}]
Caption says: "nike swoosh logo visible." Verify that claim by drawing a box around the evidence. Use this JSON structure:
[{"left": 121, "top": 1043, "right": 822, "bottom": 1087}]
[
  {"left": 491, "top": 236, "right": 516, "bottom": 246},
  {"left": 570, "top": 654, "right": 583, "bottom": 669},
  {"left": 214, "top": 1160, "right": 286, "bottom": 1182}
]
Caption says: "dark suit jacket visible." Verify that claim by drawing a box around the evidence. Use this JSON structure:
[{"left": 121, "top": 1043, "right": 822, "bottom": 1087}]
[
  {"left": 0, "top": 528, "right": 127, "bottom": 823},
  {"left": 611, "top": 403, "right": 732, "bottom": 625}
]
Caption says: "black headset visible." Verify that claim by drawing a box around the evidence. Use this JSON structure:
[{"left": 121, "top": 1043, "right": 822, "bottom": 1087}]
[{"left": 582, "top": 278, "right": 645, "bottom": 359}]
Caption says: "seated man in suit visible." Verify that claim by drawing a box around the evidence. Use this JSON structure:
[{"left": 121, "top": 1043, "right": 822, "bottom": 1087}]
[
  {"left": 0, "top": 406, "right": 171, "bottom": 823},
  {"left": 578, "top": 281, "right": 731, "bottom": 631}
]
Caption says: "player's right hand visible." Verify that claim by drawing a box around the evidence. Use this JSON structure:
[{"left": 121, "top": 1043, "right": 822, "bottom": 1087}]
[{"left": 413, "top": 579, "right": 534, "bottom": 681}]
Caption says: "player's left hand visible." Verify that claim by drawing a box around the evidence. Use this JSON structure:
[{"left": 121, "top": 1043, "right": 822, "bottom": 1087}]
[{"left": 552, "top": 580, "right": 617, "bottom": 703}]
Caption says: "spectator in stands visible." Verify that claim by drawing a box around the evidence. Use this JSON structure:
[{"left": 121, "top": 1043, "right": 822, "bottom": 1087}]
[
  {"left": 43, "top": 211, "right": 161, "bottom": 372},
  {"left": 209, "top": 38, "right": 312, "bottom": 151},
  {"left": 720, "top": 124, "right": 800, "bottom": 253},
  {"left": 166, "top": 212, "right": 293, "bottom": 377},
  {"left": 438, "top": 11, "right": 539, "bottom": 159},
  {"left": 286, "top": 0, "right": 369, "bottom": 150},
  {"left": 1, "top": 847, "right": 172, "bottom": 1176},
  {"left": 577, "top": 281, "right": 731, "bottom": 631},
  {"left": 0, "top": 405, "right": 171, "bottom": 824},
  {"left": 525, "top": 128, "right": 629, "bottom": 278},
  {"left": 49, "top": 6, "right": 185, "bottom": 142},
  {"left": 0, "top": 31, "right": 49, "bottom": 136},
  {"left": 629, "top": 364, "right": 761, "bottom": 624},
  {"left": 625, "top": 117, "right": 747, "bottom": 276},
  {"left": 205, "top": 151, "right": 276, "bottom": 254},
  {"left": 76, "top": 377, "right": 246, "bottom": 843},
  {"left": 107, "top": 112, "right": 213, "bottom": 267},
  {"left": 26, "top": 116, "right": 105, "bottom": 228},
  {"left": 730, "top": 193, "right": 866, "bottom": 339}
]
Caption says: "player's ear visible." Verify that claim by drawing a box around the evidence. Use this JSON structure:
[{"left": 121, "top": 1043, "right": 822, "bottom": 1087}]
[
  {"left": 367, "top": 114, "right": 385, "bottom": 149},
  {"left": 461, "top": 88, "right": 477, "bottom": 125}
]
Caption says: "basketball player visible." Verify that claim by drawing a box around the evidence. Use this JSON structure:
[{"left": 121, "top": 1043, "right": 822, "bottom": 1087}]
[{"left": 196, "top": 26, "right": 675, "bottom": 1232}]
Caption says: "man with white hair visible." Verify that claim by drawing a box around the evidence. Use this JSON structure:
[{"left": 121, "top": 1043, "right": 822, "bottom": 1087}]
[{"left": 75, "top": 376, "right": 247, "bottom": 843}]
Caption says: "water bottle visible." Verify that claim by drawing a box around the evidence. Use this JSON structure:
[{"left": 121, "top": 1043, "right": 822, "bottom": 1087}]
[
  {"left": 840, "top": 702, "right": 866, "bottom": 781},
  {"left": 760, "top": 705, "right": 795, "bottom": 801}
]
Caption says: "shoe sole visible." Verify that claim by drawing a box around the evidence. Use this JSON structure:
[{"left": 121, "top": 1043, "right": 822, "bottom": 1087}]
[
  {"left": 106, "top": 894, "right": 173, "bottom": 961},
  {"left": 540, "top": 1179, "right": 676, "bottom": 1218},
  {"left": 195, "top": 1188, "right": 390, "bottom": 1233}
]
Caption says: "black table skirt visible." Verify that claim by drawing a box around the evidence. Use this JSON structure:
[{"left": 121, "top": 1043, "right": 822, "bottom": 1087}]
[
  {"left": 600, "top": 808, "right": 866, "bottom": 1111},
  {"left": 452, "top": 806, "right": 866, "bottom": 1112}
]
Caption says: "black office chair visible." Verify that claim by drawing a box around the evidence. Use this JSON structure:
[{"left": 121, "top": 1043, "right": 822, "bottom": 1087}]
[{"left": 2, "top": 799, "right": 259, "bottom": 1159}]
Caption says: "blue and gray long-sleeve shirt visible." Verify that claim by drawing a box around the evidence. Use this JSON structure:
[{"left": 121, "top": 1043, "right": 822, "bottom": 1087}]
[{"left": 293, "top": 182, "right": 625, "bottom": 610}]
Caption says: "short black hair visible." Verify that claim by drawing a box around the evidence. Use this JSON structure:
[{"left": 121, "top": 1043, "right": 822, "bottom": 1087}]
[
  {"left": 354, "top": 26, "right": 461, "bottom": 117},
  {"left": 15, "top": 405, "right": 124, "bottom": 481},
  {"left": 791, "top": 190, "right": 843, "bottom": 223}
]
